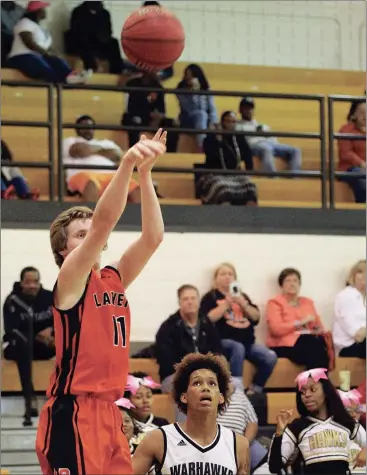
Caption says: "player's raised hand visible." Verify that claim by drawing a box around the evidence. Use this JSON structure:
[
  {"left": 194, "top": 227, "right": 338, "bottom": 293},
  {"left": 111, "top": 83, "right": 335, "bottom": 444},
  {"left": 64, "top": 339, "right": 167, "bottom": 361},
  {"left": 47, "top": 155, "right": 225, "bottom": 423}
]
[
  {"left": 122, "top": 129, "right": 166, "bottom": 167},
  {"left": 136, "top": 129, "right": 167, "bottom": 173}
]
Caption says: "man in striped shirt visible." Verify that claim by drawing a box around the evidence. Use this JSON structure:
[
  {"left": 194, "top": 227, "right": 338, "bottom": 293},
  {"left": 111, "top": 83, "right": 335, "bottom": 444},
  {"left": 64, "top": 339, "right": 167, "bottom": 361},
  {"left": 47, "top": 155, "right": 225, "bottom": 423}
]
[{"left": 217, "top": 378, "right": 267, "bottom": 470}]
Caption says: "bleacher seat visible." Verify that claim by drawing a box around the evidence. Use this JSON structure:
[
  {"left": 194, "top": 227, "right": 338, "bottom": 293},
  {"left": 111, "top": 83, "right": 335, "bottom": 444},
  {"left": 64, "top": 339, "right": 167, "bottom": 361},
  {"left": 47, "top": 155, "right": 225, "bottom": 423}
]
[
  {"left": 1, "top": 64, "right": 365, "bottom": 208},
  {"left": 2, "top": 357, "right": 364, "bottom": 424}
]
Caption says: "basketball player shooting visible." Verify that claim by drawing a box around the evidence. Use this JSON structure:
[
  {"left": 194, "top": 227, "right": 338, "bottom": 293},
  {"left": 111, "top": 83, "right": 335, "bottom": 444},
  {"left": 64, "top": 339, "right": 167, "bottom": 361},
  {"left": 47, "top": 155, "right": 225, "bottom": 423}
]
[
  {"left": 35, "top": 130, "right": 167, "bottom": 475},
  {"left": 132, "top": 353, "right": 250, "bottom": 475}
]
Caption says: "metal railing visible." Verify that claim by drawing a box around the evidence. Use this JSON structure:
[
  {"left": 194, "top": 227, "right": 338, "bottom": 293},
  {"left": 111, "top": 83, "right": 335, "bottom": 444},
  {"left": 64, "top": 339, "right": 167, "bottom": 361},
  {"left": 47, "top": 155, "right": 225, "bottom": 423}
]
[
  {"left": 1, "top": 80, "right": 365, "bottom": 209},
  {"left": 2, "top": 80, "right": 55, "bottom": 201},
  {"left": 56, "top": 83, "right": 328, "bottom": 207},
  {"left": 327, "top": 94, "right": 366, "bottom": 208}
]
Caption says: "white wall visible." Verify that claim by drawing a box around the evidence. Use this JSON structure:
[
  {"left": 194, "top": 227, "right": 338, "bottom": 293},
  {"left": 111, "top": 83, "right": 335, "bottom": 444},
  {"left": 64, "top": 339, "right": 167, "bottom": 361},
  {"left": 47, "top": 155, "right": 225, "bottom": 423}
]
[
  {"left": 29, "top": 0, "right": 366, "bottom": 71},
  {"left": 1, "top": 229, "right": 365, "bottom": 343}
]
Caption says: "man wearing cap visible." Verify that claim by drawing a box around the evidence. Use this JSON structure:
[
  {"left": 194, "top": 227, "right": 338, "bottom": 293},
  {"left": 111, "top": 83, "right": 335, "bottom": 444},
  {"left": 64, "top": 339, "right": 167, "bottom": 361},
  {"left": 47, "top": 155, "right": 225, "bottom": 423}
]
[{"left": 236, "top": 97, "right": 302, "bottom": 173}]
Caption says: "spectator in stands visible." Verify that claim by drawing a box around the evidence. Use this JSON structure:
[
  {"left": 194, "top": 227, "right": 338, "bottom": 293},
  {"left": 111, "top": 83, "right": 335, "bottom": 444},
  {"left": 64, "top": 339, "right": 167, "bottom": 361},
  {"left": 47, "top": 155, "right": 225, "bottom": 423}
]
[
  {"left": 64, "top": 1, "right": 122, "bottom": 74},
  {"left": 197, "top": 111, "right": 257, "bottom": 206},
  {"left": 122, "top": 72, "right": 178, "bottom": 152},
  {"left": 333, "top": 260, "right": 366, "bottom": 359},
  {"left": 116, "top": 399, "right": 146, "bottom": 455},
  {"left": 124, "top": 372, "right": 168, "bottom": 431},
  {"left": 338, "top": 100, "right": 366, "bottom": 203},
  {"left": 155, "top": 284, "right": 222, "bottom": 421},
  {"left": 217, "top": 367, "right": 268, "bottom": 470},
  {"left": 200, "top": 263, "right": 277, "bottom": 395},
  {"left": 236, "top": 97, "right": 302, "bottom": 173},
  {"left": 176, "top": 63, "right": 218, "bottom": 150},
  {"left": 62, "top": 114, "right": 141, "bottom": 202},
  {"left": 1, "top": 139, "right": 39, "bottom": 200},
  {"left": 6, "top": 1, "right": 90, "bottom": 84},
  {"left": 1, "top": 1, "right": 24, "bottom": 64},
  {"left": 266, "top": 267, "right": 330, "bottom": 370},
  {"left": 2, "top": 266, "right": 54, "bottom": 425}
]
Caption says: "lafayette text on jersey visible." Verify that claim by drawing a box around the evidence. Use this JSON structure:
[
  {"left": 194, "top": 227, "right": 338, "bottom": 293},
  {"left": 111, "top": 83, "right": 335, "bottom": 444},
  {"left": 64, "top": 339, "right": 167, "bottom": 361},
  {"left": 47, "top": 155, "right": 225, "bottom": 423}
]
[
  {"left": 47, "top": 266, "right": 131, "bottom": 401},
  {"left": 157, "top": 423, "right": 238, "bottom": 475},
  {"left": 268, "top": 416, "right": 366, "bottom": 474}
]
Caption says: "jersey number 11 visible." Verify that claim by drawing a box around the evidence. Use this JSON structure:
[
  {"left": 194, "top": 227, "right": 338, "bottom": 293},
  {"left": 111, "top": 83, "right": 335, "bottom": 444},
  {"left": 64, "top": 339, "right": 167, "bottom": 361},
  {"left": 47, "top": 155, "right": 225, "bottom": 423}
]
[{"left": 113, "top": 315, "right": 126, "bottom": 347}]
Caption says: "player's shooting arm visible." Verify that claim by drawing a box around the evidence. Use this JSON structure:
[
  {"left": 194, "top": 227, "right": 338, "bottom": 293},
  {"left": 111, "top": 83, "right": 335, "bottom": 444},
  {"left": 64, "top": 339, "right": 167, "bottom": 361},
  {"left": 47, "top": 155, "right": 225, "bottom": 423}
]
[
  {"left": 236, "top": 434, "right": 250, "bottom": 475},
  {"left": 115, "top": 131, "right": 166, "bottom": 289},
  {"left": 132, "top": 429, "right": 164, "bottom": 474},
  {"left": 57, "top": 139, "right": 164, "bottom": 308}
]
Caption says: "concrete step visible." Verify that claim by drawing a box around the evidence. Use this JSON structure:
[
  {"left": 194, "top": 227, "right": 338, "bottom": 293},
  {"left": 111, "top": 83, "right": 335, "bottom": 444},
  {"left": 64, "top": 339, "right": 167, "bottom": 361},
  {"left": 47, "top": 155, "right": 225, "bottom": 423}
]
[
  {"left": 1, "top": 429, "right": 36, "bottom": 451},
  {"left": 1, "top": 450, "right": 39, "bottom": 466},
  {"left": 1, "top": 415, "right": 39, "bottom": 429},
  {"left": 1, "top": 396, "right": 47, "bottom": 416},
  {"left": 0, "top": 466, "right": 41, "bottom": 474}
]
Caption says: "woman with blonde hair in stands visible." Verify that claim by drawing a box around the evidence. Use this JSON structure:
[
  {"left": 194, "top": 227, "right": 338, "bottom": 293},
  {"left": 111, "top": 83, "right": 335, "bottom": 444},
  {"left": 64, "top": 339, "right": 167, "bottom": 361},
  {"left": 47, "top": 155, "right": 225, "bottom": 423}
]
[
  {"left": 333, "top": 260, "right": 366, "bottom": 359},
  {"left": 200, "top": 262, "right": 277, "bottom": 395}
]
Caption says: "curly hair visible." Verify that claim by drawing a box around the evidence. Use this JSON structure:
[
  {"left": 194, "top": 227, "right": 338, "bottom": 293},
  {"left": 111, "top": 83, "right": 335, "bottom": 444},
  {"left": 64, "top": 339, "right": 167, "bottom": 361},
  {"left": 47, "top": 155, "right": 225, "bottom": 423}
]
[{"left": 172, "top": 353, "right": 231, "bottom": 415}]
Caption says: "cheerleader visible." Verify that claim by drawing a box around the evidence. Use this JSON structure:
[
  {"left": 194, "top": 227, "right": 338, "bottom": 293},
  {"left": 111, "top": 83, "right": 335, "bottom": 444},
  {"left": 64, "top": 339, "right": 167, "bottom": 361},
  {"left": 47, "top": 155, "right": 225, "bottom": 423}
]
[
  {"left": 338, "top": 389, "right": 366, "bottom": 474},
  {"left": 268, "top": 368, "right": 366, "bottom": 474}
]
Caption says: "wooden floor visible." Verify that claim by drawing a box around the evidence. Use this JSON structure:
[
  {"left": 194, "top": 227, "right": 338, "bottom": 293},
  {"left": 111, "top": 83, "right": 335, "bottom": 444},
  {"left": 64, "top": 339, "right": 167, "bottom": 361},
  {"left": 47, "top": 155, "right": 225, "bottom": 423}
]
[{"left": 1, "top": 65, "right": 365, "bottom": 208}]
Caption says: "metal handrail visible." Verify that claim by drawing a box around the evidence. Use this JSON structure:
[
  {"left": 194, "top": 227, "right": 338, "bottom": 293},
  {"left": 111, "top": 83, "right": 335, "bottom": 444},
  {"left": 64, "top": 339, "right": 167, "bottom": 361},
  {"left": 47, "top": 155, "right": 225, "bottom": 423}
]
[
  {"left": 2, "top": 81, "right": 55, "bottom": 200},
  {"left": 57, "top": 82, "right": 327, "bottom": 206}
]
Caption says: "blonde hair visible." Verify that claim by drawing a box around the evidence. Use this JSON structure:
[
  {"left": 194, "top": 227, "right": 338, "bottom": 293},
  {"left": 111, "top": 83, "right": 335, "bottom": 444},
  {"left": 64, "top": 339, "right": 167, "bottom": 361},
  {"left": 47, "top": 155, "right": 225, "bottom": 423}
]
[
  {"left": 347, "top": 260, "right": 366, "bottom": 286},
  {"left": 50, "top": 206, "right": 93, "bottom": 268},
  {"left": 212, "top": 262, "right": 237, "bottom": 288}
]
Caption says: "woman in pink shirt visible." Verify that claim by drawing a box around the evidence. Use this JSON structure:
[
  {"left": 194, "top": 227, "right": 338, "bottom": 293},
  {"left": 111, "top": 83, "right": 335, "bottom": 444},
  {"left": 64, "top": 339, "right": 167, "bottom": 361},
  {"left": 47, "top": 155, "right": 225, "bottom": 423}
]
[{"left": 265, "top": 268, "right": 329, "bottom": 369}]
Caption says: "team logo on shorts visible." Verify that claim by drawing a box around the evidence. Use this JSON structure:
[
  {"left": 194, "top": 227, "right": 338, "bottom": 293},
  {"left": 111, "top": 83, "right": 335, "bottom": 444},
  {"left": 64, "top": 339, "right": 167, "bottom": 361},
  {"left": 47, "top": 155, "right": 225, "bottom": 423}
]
[{"left": 56, "top": 469, "right": 70, "bottom": 475}]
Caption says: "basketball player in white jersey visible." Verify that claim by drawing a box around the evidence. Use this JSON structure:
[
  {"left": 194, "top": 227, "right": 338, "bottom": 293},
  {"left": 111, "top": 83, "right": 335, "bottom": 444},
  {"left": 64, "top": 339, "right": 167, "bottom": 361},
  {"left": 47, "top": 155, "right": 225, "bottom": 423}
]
[{"left": 132, "top": 353, "right": 250, "bottom": 475}]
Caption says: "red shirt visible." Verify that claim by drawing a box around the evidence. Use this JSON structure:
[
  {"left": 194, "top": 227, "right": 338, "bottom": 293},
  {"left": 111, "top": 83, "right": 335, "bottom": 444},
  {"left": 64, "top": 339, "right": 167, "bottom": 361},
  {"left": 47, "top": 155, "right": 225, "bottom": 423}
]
[
  {"left": 47, "top": 266, "right": 130, "bottom": 402},
  {"left": 338, "top": 122, "right": 366, "bottom": 171}
]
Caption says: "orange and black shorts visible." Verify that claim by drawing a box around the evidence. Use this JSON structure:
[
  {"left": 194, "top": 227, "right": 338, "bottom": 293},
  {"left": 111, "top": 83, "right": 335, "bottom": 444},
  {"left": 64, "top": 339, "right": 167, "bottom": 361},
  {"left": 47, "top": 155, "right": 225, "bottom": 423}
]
[
  {"left": 68, "top": 172, "right": 139, "bottom": 197},
  {"left": 36, "top": 395, "right": 132, "bottom": 475}
]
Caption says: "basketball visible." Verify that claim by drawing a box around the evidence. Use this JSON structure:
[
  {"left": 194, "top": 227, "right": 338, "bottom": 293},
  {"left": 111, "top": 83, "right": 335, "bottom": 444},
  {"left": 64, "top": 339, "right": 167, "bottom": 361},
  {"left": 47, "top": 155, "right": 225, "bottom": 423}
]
[{"left": 121, "top": 6, "right": 185, "bottom": 71}]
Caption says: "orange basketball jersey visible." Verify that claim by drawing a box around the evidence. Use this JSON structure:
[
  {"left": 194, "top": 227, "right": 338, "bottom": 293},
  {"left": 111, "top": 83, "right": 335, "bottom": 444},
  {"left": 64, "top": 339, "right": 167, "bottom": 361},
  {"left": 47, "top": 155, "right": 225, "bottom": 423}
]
[{"left": 47, "top": 266, "right": 130, "bottom": 402}]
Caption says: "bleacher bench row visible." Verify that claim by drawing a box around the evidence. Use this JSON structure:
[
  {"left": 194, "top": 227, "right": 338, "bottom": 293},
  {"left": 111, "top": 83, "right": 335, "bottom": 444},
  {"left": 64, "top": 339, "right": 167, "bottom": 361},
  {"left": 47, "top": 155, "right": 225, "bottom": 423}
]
[{"left": 2, "top": 357, "right": 365, "bottom": 425}]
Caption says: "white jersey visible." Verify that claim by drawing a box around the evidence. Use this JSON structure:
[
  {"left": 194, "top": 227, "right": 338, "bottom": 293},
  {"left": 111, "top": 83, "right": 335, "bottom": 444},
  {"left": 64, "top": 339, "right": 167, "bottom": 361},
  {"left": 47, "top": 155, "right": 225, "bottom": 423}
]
[{"left": 159, "top": 423, "right": 238, "bottom": 475}]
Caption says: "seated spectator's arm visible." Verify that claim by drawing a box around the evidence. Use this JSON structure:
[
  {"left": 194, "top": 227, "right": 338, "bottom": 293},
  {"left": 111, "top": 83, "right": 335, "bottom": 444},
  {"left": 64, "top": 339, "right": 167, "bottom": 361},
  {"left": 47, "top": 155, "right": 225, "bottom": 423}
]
[
  {"left": 244, "top": 422, "right": 258, "bottom": 445},
  {"left": 266, "top": 300, "right": 300, "bottom": 337},
  {"left": 242, "top": 392, "right": 258, "bottom": 443},
  {"left": 200, "top": 292, "right": 230, "bottom": 323},
  {"left": 3, "top": 298, "right": 23, "bottom": 340},
  {"left": 176, "top": 91, "right": 196, "bottom": 115},
  {"left": 268, "top": 430, "right": 296, "bottom": 473},
  {"left": 207, "top": 95, "right": 218, "bottom": 125},
  {"left": 335, "top": 292, "right": 366, "bottom": 342},
  {"left": 155, "top": 321, "right": 176, "bottom": 376},
  {"left": 69, "top": 142, "right": 96, "bottom": 158},
  {"left": 205, "top": 319, "right": 223, "bottom": 354},
  {"left": 97, "top": 148, "right": 121, "bottom": 163},
  {"left": 338, "top": 128, "right": 366, "bottom": 168},
  {"left": 203, "top": 135, "right": 224, "bottom": 170},
  {"left": 19, "top": 31, "right": 49, "bottom": 55}
]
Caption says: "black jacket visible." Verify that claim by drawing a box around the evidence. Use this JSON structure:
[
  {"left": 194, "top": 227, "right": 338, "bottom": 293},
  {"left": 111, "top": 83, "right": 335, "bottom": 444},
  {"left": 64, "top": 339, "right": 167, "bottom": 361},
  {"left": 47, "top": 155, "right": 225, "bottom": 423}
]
[
  {"left": 155, "top": 311, "right": 223, "bottom": 381},
  {"left": 203, "top": 133, "right": 253, "bottom": 171},
  {"left": 2, "top": 283, "right": 53, "bottom": 342}
]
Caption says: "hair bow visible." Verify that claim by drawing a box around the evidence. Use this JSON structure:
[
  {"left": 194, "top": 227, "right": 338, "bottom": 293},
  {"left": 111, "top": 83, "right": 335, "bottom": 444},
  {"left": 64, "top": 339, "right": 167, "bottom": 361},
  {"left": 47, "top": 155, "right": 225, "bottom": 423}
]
[
  {"left": 115, "top": 397, "right": 135, "bottom": 409},
  {"left": 295, "top": 368, "right": 328, "bottom": 390},
  {"left": 126, "top": 374, "right": 161, "bottom": 395},
  {"left": 338, "top": 389, "right": 363, "bottom": 407}
]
